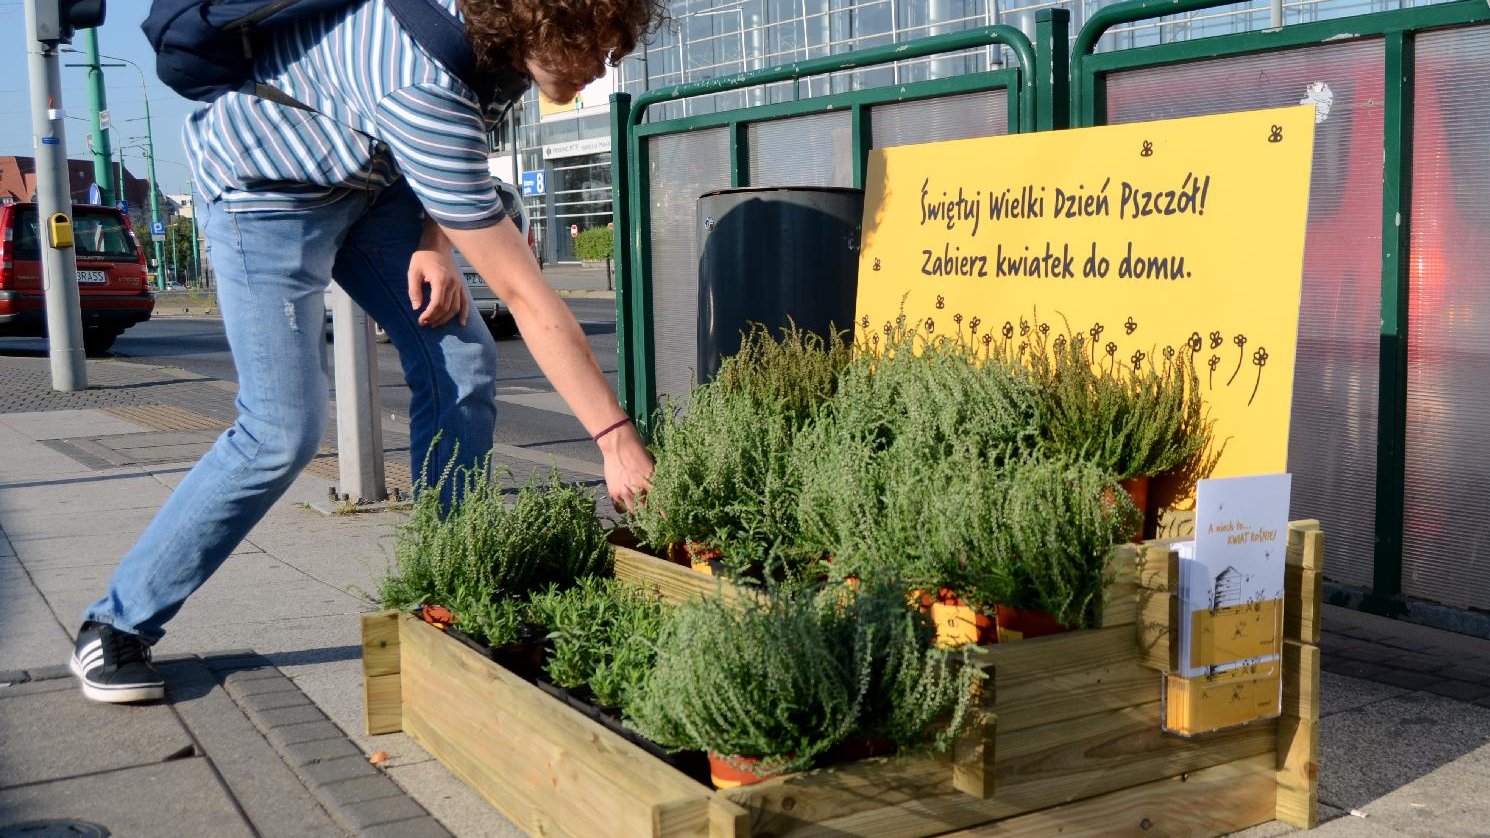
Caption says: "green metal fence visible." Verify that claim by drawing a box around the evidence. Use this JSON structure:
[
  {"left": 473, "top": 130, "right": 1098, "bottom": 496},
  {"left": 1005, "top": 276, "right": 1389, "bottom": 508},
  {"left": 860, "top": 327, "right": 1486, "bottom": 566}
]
[{"left": 610, "top": 0, "right": 1490, "bottom": 619}]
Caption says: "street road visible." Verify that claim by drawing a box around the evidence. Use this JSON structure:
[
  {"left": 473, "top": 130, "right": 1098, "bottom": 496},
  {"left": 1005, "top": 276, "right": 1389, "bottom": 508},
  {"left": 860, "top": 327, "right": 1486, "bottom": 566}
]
[{"left": 0, "top": 297, "right": 620, "bottom": 472}]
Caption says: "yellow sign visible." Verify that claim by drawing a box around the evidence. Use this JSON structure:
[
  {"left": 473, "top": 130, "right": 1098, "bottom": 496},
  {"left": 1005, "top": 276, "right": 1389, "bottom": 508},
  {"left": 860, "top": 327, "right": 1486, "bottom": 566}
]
[
  {"left": 1189, "top": 598, "right": 1282, "bottom": 670},
  {"left": 856, "top": 106, "right": 1317, "bottom": 477}
]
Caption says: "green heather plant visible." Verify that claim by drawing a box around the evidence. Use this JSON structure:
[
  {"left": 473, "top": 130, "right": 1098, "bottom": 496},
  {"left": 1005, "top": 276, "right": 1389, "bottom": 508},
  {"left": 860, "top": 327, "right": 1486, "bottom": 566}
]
[
  {"left": 625, "top": 589, "right": 870, "bottom": 773},
  {"left": 379, "top": 459, "right": 611, "bottom": 618},
  {"left": 529, "top": 577, "right": 669, "bottom": 708},
  {"left": 796, "top": 332, "right": 1041, "bottom": 582},
  {"left": 977, "top": 454, "right": 1140, "bottom": 627},
  {"left": 628, "top": 323, "right": 850, "bottom": 582},
  {"left": 1031, "top": 330, "right": 1217, "bottom": 483},
  {"left": 828, "top": 583, "right": 985, "bottom": 752}
]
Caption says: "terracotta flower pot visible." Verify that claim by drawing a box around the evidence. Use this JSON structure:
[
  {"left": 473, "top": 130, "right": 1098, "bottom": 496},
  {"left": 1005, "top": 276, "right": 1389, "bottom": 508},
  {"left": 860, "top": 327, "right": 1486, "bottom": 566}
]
[
  {"left": 707, "top": 753, "right": 789, "bottom": 789},
  {"left": 993, "top": 604, "right": 1077, "bottom": 643},
  {"left": 418, "top": 604, "right": 454, "bottom": 631},
  {"left": 1110, "top": 475, "right": 1151, "bottom": 542}
]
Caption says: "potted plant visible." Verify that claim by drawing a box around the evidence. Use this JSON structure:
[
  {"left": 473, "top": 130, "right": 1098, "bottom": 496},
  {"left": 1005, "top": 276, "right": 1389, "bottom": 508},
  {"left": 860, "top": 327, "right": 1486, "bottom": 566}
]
[
  {"left": 528, "top": 576, "right": 670, "bottom": 711},
  {"left": 1027, "top": 328, "right": 1218, "bottom": 539},
  {"left": 624, "top": 588, "right": 867, "bottom": 787},
  {"left": 795, "top": 332, "right": 1043, "bottom": 643},
  {"left": 628, "top": 323, "right": 850, "bottom": 584},
  {"left": 378, "top": 460, "right": 611, "bottom": 662}
]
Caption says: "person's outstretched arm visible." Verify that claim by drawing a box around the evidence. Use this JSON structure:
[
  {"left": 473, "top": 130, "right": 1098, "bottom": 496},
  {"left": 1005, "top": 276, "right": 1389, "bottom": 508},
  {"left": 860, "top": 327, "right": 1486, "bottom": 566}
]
[{"left": 440, "top": 219, "right": 653, "bottom": 511}]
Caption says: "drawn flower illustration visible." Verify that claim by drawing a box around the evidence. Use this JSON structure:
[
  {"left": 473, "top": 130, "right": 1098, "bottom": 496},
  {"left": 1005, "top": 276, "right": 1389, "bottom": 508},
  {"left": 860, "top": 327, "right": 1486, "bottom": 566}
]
[
  {"left": 1189, "top": 331, "right": 1203, "bottom": 353},
  {"left": 1228, "top": 333, "right": 1249, "bottom": 385},
  {"left": 935, "top": 295, "right": 946, "bottom": 309},
  {"left": 1124, "top": 316, "right": 1138, "bottom": 335},
  {"left": 1207, "top": 354, "right": 1221, "bottom": 388},
  {"left": 1038, "top": 322, "right": 1050, "bottom": 335},
  {"left": 970, "top": 316, "right": 981, "bottom": 334},
  {"left": 1210, "top": 330, "right": 1224, "bottom": 350},
  {"left": 1131, "top": 349, "right": 1147, "bottom": 372},
  {"left": 1002, "top": 322, "right": 1014, "bottom": 340},
  {"left": 1249, "top": 346, "right": 1270, "bottom": 405},
  {"left": 925, "top": 317, "right": 936, "bottom": 332},
  {"left": 1019, "top": 317, "right": 1031, "bottom": 337},
  {"left": 1054, "top": 334, "right": 1068, "bottom": 354},
  {"left": 1105, "top": 341, "right": 1118, "bottom": 357},
  {"left": 860, "top": 315, "right": 870, "bottom": 330},
  {"left": 1163, "top": 345, "right": 1176, "bottom": 361}
]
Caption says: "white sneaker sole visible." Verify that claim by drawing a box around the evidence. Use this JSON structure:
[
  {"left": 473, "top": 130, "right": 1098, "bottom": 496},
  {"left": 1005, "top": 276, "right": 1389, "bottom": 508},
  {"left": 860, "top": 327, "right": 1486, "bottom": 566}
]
[{"left": 69, "top": 652, "right": 165, "bottom": 704}]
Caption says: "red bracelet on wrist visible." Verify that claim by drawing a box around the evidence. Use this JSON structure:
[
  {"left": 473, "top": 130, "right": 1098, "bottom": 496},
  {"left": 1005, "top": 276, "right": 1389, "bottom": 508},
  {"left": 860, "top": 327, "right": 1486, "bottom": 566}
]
[{"left": 592, "top": 417, "right": 632, "bottom": 444}]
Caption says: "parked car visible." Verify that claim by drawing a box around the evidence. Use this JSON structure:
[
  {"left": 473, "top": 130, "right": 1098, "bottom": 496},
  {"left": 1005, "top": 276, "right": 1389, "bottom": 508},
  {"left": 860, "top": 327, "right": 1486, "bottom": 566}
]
[
  {"left": 325, "top": 178, "right": 537, "bottom": 341},
  {"left": 0, "top": 201, "right": 154, "bottom": 355}
]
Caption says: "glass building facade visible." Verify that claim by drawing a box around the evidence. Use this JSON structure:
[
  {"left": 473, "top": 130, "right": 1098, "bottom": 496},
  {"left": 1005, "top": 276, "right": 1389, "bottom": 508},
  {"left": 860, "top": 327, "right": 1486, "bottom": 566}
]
[{"left": 492, "top": 0, "right": 1451, "bottom": 262}]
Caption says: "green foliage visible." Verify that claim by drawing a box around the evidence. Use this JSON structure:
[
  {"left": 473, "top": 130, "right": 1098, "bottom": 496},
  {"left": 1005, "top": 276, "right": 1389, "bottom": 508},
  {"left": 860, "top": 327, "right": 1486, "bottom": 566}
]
[
  {"left": 628, "top": 324, "right": 850, "bottom": 583},
  {"left": 796, "top": 332, "right": 1042, "bottom": 584},
  {"left": 827, "top": 584, "right": 984, "bottom": 752},
  {"left": 379, "top": 459, "right": 611, "bottom": 618},
  {"left": 449, "top": 594, "right": 529, "bottom": 648},
  {"left": 980, "top": 455, "right": 1139, "bottom": 626},
  {"left": 626, "top": 583, "right": 983, "bottom": 771},
  {"left": 529, "top": 577, "right": 670, "bottom": 709},
  {"left": 625, "top": 588, "right": 869, "bottom": 772},
  {"left": 574, "top": 227, "right": 614, "bottom": 262},
  {"left": 1030, "top": 330, "right": 1216, "bottom": 483}
]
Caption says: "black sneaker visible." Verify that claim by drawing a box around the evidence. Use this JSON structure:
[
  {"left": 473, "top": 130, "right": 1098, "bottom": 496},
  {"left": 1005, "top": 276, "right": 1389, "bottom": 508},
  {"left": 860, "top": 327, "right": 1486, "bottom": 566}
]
[{"left": 69, "top": 622, "right": 165, "bottom": 703}]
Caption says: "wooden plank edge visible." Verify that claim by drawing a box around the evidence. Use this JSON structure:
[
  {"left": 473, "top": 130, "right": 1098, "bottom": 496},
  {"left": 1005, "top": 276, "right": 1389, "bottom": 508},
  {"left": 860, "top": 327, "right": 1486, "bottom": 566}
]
[
  {"left": 953, "top": 711, "right": 998, "bottom": 799},
  {"left": 361, "top": 610, "right": 402, "bottom": 735},
  {"left": 940, "top": 753, "right": 1278, "bottom": 837},
  {"left": 1136, "top": 590, "right": 1178, "bottom": 672},
  {"left": 705, "top": 797, "right": 751, "bottom": 838}
]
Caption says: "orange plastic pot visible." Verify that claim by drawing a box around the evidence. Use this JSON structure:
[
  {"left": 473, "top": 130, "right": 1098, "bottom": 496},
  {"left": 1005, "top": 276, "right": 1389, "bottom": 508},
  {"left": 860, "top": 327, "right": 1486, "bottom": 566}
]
[
  {"left": 993, "top": 604, "right": 1077, "bottom": 643},
  {"left": 707, "top": 753, "right": 788, "bottom": 789}
]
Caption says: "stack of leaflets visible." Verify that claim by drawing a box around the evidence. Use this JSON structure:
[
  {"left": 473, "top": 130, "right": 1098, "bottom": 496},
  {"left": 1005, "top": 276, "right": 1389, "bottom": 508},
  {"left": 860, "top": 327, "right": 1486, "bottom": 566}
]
[{"left": 1163, "top": 473, "right": 1291, "bottom": 736}]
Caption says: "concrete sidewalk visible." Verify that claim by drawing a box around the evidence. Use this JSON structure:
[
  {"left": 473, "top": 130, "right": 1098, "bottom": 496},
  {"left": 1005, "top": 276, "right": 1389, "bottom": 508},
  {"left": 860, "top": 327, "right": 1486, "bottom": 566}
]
[{"left": 1, "top": 353, "right": 1489, "bottom": 836}]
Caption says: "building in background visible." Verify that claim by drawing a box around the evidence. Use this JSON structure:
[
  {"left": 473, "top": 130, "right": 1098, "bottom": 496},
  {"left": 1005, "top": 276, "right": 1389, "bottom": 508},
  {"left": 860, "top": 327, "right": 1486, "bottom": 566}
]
[
  {"left": 0, "top": 156, "right": 149, "bottom": 209},
  {"left": 490, "top": 0, "right": 1411, "bottom": 263}
]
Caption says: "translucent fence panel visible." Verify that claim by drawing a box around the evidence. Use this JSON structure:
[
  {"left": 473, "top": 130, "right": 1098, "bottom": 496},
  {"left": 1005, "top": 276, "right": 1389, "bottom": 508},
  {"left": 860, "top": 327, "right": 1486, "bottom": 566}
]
[
  {"left": 746, "top": 112, "right": 855, "bottom": 186},
  {"left": 647, "top": 129, "right": 733, "bottom": 405},
  {"left": 1403, "top": 25, "right": 1490, "bottom": 610},
  {"left": 869, "top": 90, "right": 1009, "bottom": 147},
  {"left": 1104, "top": 39, "right": 1385, "bottom": 589}
]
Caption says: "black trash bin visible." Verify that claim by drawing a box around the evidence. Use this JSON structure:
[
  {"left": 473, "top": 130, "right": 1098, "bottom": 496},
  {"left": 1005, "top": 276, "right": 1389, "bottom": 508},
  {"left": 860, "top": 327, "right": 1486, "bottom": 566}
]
[{"left": 696, "top": 186, "right": 864, "bottom": 383}]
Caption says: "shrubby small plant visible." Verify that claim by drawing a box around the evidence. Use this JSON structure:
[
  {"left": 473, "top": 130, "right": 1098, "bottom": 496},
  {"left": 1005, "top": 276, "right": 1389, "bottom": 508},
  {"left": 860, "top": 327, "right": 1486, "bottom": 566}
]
[
  {"left": 379, "top": 458, "right": 611, "bottom": 619},
  {"left": 1029, "top": 328, "right": 1217, "bottom": 483},
  {"left": 629, "top": 323, "right": 850, "bottom": 583},
  {"left": 626, "top": 583, "right": 983, "bottom": 773},
  {"left": 529, "top": 577, "right": 670, "bottom": 709}
]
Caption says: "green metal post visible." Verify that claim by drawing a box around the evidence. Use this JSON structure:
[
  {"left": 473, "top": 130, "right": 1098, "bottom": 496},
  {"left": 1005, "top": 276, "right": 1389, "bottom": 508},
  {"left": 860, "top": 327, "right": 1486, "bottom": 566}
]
[
  {"left": 729, "top": 122, "right": 750, "bottom": 188},
  {"left": 609, "top": 92, "right": 634, "bottom": 417},
  {"left": 141, "top": 92, "right": 166, "bottom": 290},
  {"left": 1035, "top": 9, "right": 1071, "bottom": 131},
  {"left": 189, "top": 181, "right": 202, "bottom": 287},
  {"left": 79, "top": 29, "right": 113, "bottom": 205},
  {"left": 1370, "top": 31, "right": 1414, "bottom": 614}
]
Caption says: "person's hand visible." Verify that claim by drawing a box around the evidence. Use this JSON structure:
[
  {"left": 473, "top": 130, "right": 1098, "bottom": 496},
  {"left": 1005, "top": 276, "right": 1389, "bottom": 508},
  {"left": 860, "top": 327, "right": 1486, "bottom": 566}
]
[
  {"left": 598, "top": 422, "right": 654, "bottom": 513},
  {"left": 408, "top": 248, "right": 468, "bottom": 328}
]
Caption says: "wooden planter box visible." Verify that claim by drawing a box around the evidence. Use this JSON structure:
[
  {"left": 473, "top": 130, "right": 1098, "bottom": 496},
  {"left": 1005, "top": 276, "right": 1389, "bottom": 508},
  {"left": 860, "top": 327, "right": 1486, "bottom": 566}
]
[{"left": 362, "top": 521, "right": 1323, "bottom": 837}]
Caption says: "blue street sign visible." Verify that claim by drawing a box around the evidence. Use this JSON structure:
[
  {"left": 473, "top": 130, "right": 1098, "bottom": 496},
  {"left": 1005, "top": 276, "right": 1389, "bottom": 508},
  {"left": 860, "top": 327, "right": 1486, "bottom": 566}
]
[
  {"left": 41, "top": 137, "right": 59, "bottom": 145},
  {"left": 151, "top": 221, "right": 166, "bottom": 237},
  {"left": 116, "top": 200, "right": 129, "bottom": 213},
  {"left": 519, "top": 170, "right": 546, "bottom": 197}
]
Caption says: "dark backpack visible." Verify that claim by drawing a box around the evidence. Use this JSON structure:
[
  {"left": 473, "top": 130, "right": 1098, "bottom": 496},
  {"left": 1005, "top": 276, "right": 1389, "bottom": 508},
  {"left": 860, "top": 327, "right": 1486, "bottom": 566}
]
[{"left": 142, "top": 0, "right": 528, "bottom": 107}]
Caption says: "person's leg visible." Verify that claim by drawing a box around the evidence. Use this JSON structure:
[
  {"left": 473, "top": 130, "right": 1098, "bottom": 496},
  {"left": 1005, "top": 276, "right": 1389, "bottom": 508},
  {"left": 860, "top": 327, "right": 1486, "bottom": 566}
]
[
  {"left": 329, "top": 180, "right": 499, "bottom": 495},
  {"left": 81, "top": 192, "right": 368, "bottom": 649}
]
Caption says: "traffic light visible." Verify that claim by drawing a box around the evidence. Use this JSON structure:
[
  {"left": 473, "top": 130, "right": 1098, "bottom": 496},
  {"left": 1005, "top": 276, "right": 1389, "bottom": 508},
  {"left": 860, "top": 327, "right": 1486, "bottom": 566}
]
[{"left": 32, "top": 0, "right": 107, "bottom": 44}]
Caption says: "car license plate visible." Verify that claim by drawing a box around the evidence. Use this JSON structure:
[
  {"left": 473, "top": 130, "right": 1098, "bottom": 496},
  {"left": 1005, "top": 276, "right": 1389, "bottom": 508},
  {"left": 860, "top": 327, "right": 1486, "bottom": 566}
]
[
  {"left": 77, "top": 270, "right": 107, "bottom": 284},
  {"left": 463, "top": 272, "right": 482, "bottom": 286}
]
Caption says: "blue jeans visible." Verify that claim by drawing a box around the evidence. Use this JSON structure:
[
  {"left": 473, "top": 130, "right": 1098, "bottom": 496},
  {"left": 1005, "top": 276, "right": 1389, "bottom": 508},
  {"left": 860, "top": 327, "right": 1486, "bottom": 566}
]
[{"left": 85, "top": 180, "right": 498, "bottom": 642}]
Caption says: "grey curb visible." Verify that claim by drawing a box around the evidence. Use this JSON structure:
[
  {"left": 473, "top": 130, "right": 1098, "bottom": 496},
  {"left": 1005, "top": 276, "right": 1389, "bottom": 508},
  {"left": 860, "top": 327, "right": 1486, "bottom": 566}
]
[
  {"left": 221, "top": 659, "right": 451, "bottom": 836},
  {"left": 360, "top": 816, "right": 453, "bottom": 838}
]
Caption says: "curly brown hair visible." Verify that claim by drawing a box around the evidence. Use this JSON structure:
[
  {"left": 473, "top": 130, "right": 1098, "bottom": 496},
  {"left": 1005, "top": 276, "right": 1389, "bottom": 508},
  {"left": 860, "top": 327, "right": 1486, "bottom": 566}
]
[{"left": 459, "top": 0, "right": 670, "bottom": 84}]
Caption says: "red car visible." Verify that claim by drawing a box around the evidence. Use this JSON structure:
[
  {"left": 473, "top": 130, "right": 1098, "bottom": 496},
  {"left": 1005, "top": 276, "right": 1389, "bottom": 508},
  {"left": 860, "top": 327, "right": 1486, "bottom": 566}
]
[{"left": 0, "top": 201, "right": 155, "bottom": 355}]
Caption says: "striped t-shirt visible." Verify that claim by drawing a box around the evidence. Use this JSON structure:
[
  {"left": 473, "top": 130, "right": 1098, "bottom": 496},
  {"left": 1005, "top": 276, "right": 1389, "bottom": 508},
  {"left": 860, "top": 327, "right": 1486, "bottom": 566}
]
[{"left": 183, "top": 0, "right": 519, "bottom": 229}]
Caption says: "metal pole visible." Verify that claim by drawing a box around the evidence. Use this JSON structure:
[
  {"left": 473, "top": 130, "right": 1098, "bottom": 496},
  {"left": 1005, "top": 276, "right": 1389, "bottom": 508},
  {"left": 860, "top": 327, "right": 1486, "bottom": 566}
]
[
  {"left": 1270, "top": 0, "right": 1284, "bottom": 28},
  {"left": 329, "top": 284, "right": 386, "bottom": 503},
  {"left": 23, "top": 0, "right": 87, "bottom": 391},
  {"left": 188, "top": 179, "right": 201, "bottom": 286},
  {"left": 79, "top": 29, "right": 113, "bottom": 205}
]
